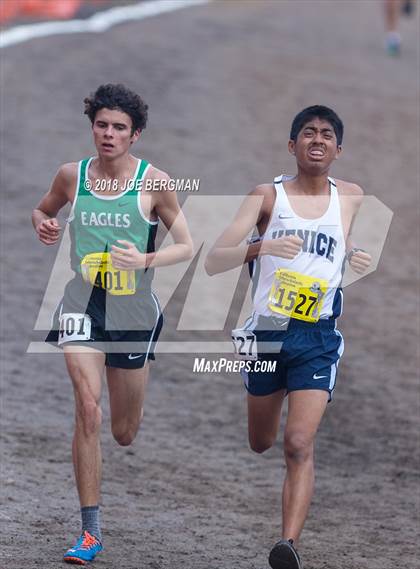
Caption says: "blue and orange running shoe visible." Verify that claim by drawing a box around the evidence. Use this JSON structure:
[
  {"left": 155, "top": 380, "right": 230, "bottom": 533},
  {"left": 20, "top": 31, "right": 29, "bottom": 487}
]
[{"left": 63, "top": 530, "right": 103, "bottom": 565}]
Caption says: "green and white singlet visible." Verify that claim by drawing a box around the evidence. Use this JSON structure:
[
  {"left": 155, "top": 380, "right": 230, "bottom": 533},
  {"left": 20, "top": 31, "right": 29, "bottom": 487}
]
[{"left": 68, "top": 157, "right": 157, "bottom": 296}]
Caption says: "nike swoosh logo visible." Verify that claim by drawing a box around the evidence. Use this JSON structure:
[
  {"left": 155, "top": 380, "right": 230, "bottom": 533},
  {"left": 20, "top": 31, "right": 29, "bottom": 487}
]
[
  {"left": 119, "top": 202, "right": 129, "bottom": 207},
  {"left": 313, "top": 373, "right": 327, "bottom": 380},
  {"left": 278, "top": 214, "right": 294, "bottom": 219},
  {"left": 128, "top": 353, "right": 143, "bottom": 360}
]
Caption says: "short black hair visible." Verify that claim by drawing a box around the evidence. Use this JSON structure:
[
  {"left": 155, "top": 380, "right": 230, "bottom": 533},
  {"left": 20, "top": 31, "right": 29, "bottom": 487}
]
[
  {"left": 290, "top": 105, "right": 343, "bottom": 146},
  {"left": 84, "top": 84, "right": 148, "bottom": 133}
]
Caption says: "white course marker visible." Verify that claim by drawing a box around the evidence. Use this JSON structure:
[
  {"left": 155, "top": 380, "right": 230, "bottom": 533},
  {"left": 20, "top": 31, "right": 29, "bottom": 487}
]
[{"left": 0, "top": 0, "right": 210, "bottom": 49}]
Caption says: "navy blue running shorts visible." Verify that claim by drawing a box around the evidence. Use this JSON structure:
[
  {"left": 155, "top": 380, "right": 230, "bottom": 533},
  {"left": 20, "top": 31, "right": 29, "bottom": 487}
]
[{"left": 234, "top": 314, "right": 344, "bottom": 401}]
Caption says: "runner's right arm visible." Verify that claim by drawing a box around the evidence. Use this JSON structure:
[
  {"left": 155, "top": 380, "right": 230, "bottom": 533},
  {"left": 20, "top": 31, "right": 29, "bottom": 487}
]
[
  {"left": 205, "top": 185, "right": 303, "bottom": 275},
  {"left": 32, "top": 163, "right": 77, "bottom": 245}
]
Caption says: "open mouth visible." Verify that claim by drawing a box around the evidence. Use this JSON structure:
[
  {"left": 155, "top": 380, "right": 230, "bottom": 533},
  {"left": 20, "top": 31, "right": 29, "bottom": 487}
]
[
  {"left": 308, "top": 148, "right": 325, "bottom": 158},
  {"left": 102, "top": 143, "right": 114, "bottom": 149}
]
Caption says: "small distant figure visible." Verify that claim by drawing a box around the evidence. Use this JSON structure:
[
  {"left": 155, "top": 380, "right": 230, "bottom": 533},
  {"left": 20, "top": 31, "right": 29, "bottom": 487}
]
[
  {"left": 402, "top": 0, "right": 415, "bottom": 15},
  {"left": 384, "top": 0, "right": 415, "bottom": 56}
]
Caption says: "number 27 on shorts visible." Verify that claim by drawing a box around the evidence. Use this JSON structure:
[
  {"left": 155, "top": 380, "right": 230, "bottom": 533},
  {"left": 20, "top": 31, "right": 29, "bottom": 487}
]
[{"left": 231, "top": 329, "right": 258, "bottom": 360}]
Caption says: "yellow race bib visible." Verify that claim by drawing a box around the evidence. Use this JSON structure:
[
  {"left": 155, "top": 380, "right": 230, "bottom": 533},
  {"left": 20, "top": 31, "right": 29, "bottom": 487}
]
[
  {"left": 268, "top": 269, "right": 328, "bottom": 323},
  {"left": 81, "top": 252, "right": 136, "bottom": 296}
]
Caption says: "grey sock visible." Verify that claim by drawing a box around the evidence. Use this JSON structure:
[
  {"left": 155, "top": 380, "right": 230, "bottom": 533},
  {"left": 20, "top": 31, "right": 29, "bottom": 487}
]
[{"left": 81, "top": 505, "right": 101, "bottom": 542}]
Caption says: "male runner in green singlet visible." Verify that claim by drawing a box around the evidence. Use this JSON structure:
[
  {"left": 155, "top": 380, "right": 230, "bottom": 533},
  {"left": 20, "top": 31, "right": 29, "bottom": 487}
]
[{"left": 32, "top": 84, "right": 193, "bottom": 564}]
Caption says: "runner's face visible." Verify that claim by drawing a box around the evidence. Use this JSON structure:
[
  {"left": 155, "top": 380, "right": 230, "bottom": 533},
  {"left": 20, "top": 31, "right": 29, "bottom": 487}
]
[
  {"left": 92, "top": 108, "right": 140, "bottom": 158},
  {"left": 288, "top": 117, "right": 341, "bottom": 174}
]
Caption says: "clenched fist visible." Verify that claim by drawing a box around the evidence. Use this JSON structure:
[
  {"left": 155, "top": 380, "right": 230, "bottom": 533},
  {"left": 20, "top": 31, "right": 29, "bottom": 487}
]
[
  {"left": 36, "top": 218, "right": 61, "bottom": 245},
  {"left": 348, "top": 249, "right": 371, "bottom": 274},
  {"left": 264, "top": 235, "right": 304, "bottom": 259},
  {"left": 111, "top": 240, "right": 147, "bottom": 270}
]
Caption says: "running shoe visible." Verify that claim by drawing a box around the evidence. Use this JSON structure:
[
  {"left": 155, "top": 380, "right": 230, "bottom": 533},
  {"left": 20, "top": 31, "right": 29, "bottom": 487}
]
[
  {"left": 268, "top": 539, "right": 302, "bottom": 569},
  {"left": 63, "top": 530, "right": 103, "bottom": 565}
]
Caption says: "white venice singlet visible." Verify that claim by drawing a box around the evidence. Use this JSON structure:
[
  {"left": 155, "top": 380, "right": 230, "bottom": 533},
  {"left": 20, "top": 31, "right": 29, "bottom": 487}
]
[{"left": 250, "top": 175, "right": 346, "bottom": 321}]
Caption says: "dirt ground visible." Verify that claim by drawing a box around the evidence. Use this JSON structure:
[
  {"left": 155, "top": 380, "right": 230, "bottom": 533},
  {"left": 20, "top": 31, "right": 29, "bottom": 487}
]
[{"left": 0, "top": 1, "right": 419, "bottom": 568}]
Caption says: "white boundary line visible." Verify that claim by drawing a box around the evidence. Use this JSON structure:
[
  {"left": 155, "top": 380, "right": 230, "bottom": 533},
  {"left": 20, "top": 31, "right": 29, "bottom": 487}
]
[{"left": 0, "top": 0, "right": 210, "bottom": 49}]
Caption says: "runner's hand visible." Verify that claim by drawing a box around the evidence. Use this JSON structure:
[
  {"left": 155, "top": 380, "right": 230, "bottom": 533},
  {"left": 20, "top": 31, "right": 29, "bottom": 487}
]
[
  {"left": 111, "top": 240, "right": 147, "bottom": 270},
  {"left": 36, "top": 218, "right": 61, "bottom": 245},
  {"left": 264, "top": 235, "right": 304, "bottom": 259},
  {"left": 349, "top": 250, "right": 371, "bottom": 274}
]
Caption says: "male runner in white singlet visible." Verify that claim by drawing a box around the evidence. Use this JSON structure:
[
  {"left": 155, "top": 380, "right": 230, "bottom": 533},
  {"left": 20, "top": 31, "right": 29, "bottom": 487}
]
[
  {"left": 32, "top": 84, "right": 193, "bottom": 564},
  {"left": 206, "top": 106, "right": 371, "bottom": 569}
]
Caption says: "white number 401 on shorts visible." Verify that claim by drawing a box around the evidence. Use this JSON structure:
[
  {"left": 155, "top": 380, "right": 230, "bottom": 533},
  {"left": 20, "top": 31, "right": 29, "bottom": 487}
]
[{"left": 58, "top": 313, "right": 92, "bottom": 345}]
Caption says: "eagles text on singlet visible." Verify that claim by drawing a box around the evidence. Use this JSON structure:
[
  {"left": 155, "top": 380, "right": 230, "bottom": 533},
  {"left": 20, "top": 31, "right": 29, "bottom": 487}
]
[{"left": 80, "top": 211, "right": 131, "bottom": 227}]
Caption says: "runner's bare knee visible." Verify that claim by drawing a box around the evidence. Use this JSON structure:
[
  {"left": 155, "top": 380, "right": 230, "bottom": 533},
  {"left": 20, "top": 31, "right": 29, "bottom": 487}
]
[
  {"left": 284, "top": 432, "right": 313, "bottom": 464},
  {"left": 112, "top": 421, "right": 139, "bottom": 446},
  {"left": 67, "top": 361, "right": 102, "bottom": 438},
  {"left": 112, "top": 409, "right": 143, "bottom": 446},
  {"left": 75, "top": 398, "right": 102, "bottom": 438},
  {"left": 249, "top": 433, "right": 276, "bottom": 454}
]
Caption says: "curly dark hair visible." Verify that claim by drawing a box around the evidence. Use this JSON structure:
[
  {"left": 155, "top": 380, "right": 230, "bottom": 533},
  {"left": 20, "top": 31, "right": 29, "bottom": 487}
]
[
  {"left": 84, "top": 84, "right": 148, "bottom": 133},
  {"left": 290, "top": 105, "right": 343, "bottom": 146}
]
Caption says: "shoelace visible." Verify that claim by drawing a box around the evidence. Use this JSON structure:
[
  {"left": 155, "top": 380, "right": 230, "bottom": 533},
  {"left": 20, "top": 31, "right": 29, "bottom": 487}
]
[{"left": 80, "top": 531, "right": 99, "bottom": 550}]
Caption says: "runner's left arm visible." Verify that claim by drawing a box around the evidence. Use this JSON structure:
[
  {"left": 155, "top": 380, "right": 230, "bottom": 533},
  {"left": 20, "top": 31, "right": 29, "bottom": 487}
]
[{"left": 345, "top": 185, "right": 372, "bottom": 274}]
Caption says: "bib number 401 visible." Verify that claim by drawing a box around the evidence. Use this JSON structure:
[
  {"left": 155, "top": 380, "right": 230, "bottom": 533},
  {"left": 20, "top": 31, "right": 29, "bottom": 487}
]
[{"left": 58, "top": 313, "right": 92, "bottom": 345}]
